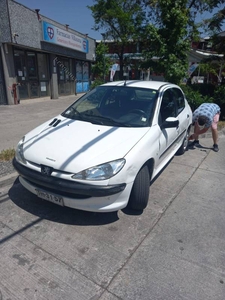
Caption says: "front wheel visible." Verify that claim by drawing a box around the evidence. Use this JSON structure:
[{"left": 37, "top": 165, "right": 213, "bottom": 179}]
[
  {"left": 128, "top": 165, "right": 150, "bottom": 210},
  {"left": 177, "top": 129, "right": 189, "bottom": 155}
]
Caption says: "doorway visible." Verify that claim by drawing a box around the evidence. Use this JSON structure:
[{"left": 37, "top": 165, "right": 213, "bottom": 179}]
[{"left": 13, "top": 49, "right": 49, "bottom": 100}]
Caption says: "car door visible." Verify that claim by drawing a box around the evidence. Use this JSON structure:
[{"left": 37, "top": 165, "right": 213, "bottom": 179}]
[{"left": 157, "top": 88, "right": 179, "bottom": 163}]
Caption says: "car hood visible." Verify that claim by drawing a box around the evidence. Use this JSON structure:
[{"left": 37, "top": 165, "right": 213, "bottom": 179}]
[{"left": 23, "top": 116, "right": 150, "bottom": 173}]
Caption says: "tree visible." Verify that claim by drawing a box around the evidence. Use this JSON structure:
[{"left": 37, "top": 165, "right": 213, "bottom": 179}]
[
  {"left": 91, "top": 42, "right": 111, "bottom": 87},
  {"left": 139, "top": 0, "right": 225, "bottom": 84},
  {"left": 88, "top": 0, "right": 225, "bottom": 84},
  {"left": 198, "top": 58, "right": 225, "bottom": 84},
  {"left": 140, "top": 0, "right": 190, "bottom": 84},
  {"left": 193, "top": 2, "right": 225, "bottom": 85},
  {"left": 88, "top": 0, "right": 145, "bottom": 80},
  {"left": 207, "top": 5, "right": 225, "bottom": 55}
]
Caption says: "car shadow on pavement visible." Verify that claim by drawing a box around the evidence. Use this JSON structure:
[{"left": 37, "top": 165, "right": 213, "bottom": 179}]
[{"left": 8, "top": 178, "right": 119, "bottom": 226}]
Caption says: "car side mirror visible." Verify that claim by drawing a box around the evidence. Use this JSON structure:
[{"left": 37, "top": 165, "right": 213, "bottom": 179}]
[{"left": 162, "top": 117, "right": 179, "bottom": 129}]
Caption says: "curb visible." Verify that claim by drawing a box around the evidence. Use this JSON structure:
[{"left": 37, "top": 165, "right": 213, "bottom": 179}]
[{"left": 0, "top": 172, "right": 18, "bottom": 188}]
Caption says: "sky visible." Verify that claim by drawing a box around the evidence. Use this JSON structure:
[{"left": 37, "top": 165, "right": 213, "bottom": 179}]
[
  {"left": 15, "top": 0, "right": 103, "bottom": 40},
  {"left": 16, "top": 0, "right": 225, "bottom": 41}
]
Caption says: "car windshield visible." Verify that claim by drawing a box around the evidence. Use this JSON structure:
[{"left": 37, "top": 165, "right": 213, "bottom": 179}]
[{"left": 62, "top": 86, "right": 158, "bottom": 127}]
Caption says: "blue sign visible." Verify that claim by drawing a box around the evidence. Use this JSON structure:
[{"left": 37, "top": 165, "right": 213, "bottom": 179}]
[{"left": 42, "top": 21, "right": 88, "bottom": 53}]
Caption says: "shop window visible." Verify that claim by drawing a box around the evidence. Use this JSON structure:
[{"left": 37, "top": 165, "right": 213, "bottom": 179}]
[
  {"left": 27, "top": 52, "right": 37, "bottom": 79},
  {"left": 37, "top": 53, "right": 49, "bottom": 97},
  {"left": 37, "top": 53, "right": 49, "bottom": 80},
  {"left": 75, "top": 61, "right": 90, "bottom": 93},
  {"left": 14, "top": 49, "right": 26, "bottom": 79},
  {"left": 64, "top": 60, "right": 70, "bottom": 81},
  {"left": 58, "top": 58, "right": 71, "bottom": 81},
  {"left": 30, "top": 81, "right": 39, "bottom": 98},
  {"left": 76, "top": 61, "right": 83, "bottom": 81},
  {"left": 57, "top": 58, "right": 72, "bottom": 95},
  {"left": 14, "top": 49, "right": 50, "bottom": 99},
  {"left": 18, "top": 82, "right": 29, "bottom": 99},
  {"left": 40, "top": 82, "right": 48, "bottom": 97}
]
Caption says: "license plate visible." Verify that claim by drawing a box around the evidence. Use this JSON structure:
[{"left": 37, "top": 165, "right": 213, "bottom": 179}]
[{"left": 36, "top": 189, "right": 64, "bottom": 206}]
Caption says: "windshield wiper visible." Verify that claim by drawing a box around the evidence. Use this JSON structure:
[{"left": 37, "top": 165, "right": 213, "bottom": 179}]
[
  {"left": 63, "top": 111, "right": 132, "bottom": 126},
  {"left": 81, "top": 114, "right": 131, "bottom": 126}
]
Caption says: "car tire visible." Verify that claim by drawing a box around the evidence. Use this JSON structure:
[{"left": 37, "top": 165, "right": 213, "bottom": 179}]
[
  {"left": 177, "top": 129, "right": 189, "bottom": 155},
  {"left": 128, "top": 165, "right": 150, "bottom": 210}
]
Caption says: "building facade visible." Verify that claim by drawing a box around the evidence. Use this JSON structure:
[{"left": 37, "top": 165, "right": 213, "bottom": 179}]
[{"left": 0, "top": 0, "right": 96, "bottom": 105}]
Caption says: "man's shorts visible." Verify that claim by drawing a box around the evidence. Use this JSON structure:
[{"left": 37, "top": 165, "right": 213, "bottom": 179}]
[{"left": 212, "top": 113, "right": 220, "bottom": 129}]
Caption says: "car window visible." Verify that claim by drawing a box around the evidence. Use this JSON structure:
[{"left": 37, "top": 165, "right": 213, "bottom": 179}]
[
  {"left": 62, "top": 86, "right": 158, "bottom": 127},
  {"left": 172, "top": 88, "right": 185, "bottom": 115},
  {"left": 159, "top": 89, "right": 176, "bottom": 123},
  {"left": 75, "top": 88, "right": 106, "bottom": 112}
]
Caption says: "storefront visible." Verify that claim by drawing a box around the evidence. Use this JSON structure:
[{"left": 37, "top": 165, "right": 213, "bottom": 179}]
[
  {"left": 0, "top": 0, "right": 95, "bottom": 105},
  {"left": 13, "top": 49, "right": 50, "bottom": 99}
]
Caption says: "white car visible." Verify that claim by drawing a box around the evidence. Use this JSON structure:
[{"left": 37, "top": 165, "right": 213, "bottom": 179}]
[{"left": 13, "top": 81, "right": 192, "bottom": 212}]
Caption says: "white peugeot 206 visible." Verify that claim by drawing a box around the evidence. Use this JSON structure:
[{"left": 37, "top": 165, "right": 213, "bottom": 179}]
[{"left": 13, "top": 81, "right": 192, "bottom": 212}]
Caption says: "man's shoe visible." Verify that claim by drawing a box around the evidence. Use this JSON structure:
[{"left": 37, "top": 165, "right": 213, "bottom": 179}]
[
  {"left": 193, "top": 140, "right": 199, "bottom": 145},
  {"left": 213, "top": 144, "right": 219, "bottom": 152},
  {"left": 190, "top": 139, "right": 199, "bottom": 147}
]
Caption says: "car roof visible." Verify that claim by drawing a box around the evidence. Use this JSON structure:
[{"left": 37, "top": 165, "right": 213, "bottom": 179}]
[{"left": 102, "top": 80, "right": 178, "bottom": 90}]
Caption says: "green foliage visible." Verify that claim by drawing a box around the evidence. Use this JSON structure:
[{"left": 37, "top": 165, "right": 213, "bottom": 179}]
[
  {"left": 88, "top": 0, "right": 145, "bottom": 79},
  {"left": 207, "top": 6, "right": 225, "bottom": 32},
  {"left": 91, "top": 42, "right": 111, "bottom": 82},
  {"left": 0, "top": 148, "right": 15, "bottom": 161},
  {"left": 196, "top": 58, "right": 225, "bottom": 85},
  {"left": 88, "top": 0, "right": 144, "bottom": 41},
  {"left": 187, "top": 82, "right": 215, "bottom": 97},
  {"left": 180, "top": 85, "right": 213, "bottom": 111},
  {"left": 181, "top": 83, "right": 225, "bottom": 119},
  {"left": 90, "top": 78, "right": 105, "bottom": 90},
  {"left": 213, "top": 85, "right": 225, "bottom": 119},
  {"left": 214, "top": 84, "right": 225, "bottom": 105},
  {"left": 89, "top": 0, "right": 224, "bottom": 83},
  {"left": 141, "top": 0, "right": 224, "bottom": 84},
  {"left": 142, "top": 0, "right": 190, "bottom": 84}
]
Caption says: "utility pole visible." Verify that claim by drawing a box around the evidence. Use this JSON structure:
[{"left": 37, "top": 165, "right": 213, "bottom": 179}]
[{"left": 101, "top": 33, "right": 106, "bottom": 82}]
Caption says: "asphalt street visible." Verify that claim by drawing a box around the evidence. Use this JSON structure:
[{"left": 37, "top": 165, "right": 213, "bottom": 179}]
[{"left": 0, "top": 95, "right": 225, "bottom": 299}]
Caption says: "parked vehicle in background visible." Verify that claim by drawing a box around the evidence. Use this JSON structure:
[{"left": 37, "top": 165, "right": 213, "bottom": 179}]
[{"left": 13, "top": 80, "right": 192, "bottom": 212}]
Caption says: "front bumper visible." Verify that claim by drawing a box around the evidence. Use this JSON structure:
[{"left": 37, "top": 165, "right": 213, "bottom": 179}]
[{"left": 13, "top": 158, "right": 126, "bottom": 198}]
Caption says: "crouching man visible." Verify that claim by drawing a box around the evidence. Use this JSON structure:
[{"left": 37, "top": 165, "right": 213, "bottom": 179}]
[{"left": 189, "top": 103, "right": 221, "bottom": 152}]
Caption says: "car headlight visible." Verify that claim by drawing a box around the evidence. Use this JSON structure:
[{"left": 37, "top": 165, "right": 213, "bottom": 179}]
[
  {"left": 15, "top": 136, "right": 26, "bottom": 164},
  {"left": 72, "top": 159, "right": 125, "bottom": 181}
]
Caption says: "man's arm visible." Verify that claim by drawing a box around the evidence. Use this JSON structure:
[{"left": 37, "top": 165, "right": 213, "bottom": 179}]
[{"left": 189, "top": 122, "right": 209, "bottom": 140}]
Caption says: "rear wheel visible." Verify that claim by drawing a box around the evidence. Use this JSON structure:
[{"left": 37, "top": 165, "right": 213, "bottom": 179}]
[
  {"left": 177, "top": 129, "right": 189, "bottom": 155},
  {"left": 128, "top": 165, "right": 150, "bottom": 210}
]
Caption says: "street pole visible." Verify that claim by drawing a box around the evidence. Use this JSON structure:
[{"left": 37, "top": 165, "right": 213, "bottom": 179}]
[{"left": 101, "top": 33, "right": 106, "bottom": 82}]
